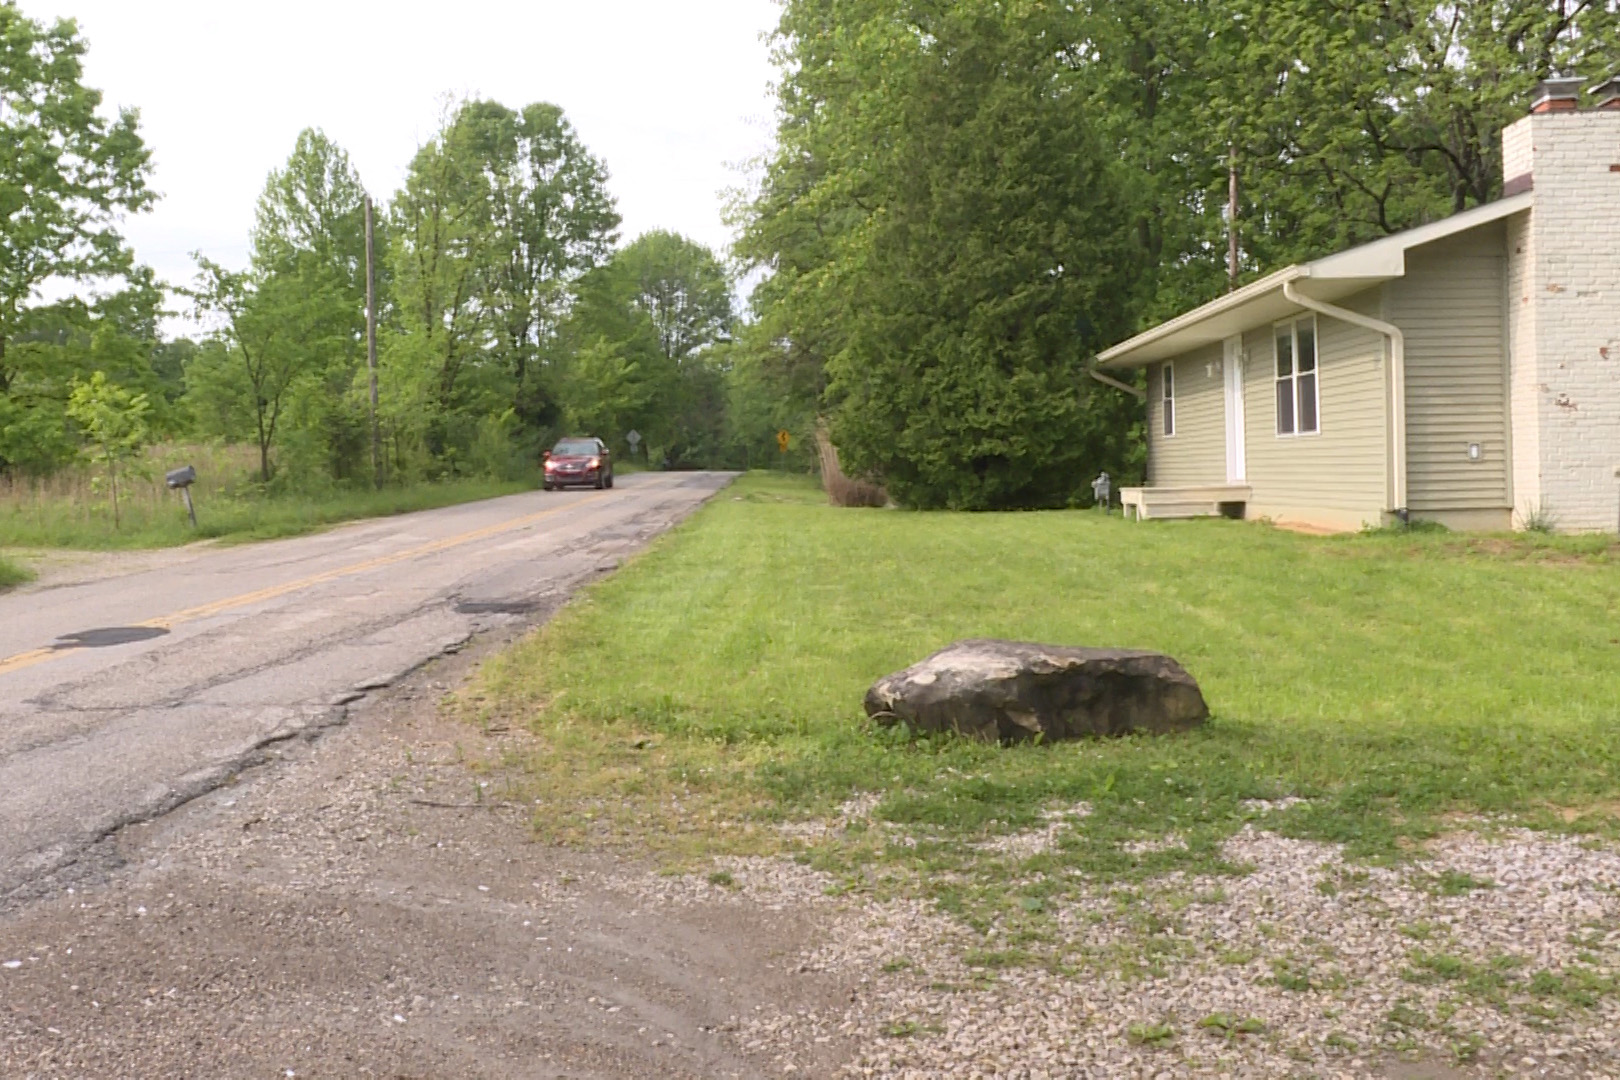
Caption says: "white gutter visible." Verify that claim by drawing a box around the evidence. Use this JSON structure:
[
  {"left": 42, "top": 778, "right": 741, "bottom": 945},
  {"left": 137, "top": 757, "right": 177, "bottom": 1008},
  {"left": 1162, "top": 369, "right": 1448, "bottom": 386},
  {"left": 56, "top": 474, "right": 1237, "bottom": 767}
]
[
  {"left": 1281, "top": 280, "right": 1407, "bottom": 515},
  {"left": 1097, "top": 266, "right": 1305, "bottom": 366},
  {"left": 1087, "top": 368, "right": 1147, "bottom": 400}
]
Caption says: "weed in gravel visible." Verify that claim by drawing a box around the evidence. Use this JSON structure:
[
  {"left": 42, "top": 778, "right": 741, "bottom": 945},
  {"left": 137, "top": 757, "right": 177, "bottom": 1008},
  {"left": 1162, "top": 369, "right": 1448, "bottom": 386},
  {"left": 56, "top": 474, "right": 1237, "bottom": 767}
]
[
  {"left": 1127, "top": 1022, "right": 1176, "bottom": 1046},
  {"left": 1386, "top": 999, "right": 1433, "bottom": 1030},
  {"left": 1197, "top": 1013, "right": 1265, "bottom": 1040},
  {"left": 1529, "top": 965, "right": 1619, "bottom": 1008},
  {"left": 1315, "top": 866, "right": 1373, "bottom": 896},
  {"left": 1324, "top": 1031, "right": 1358, "bottom": 1053},
  {"left": 1450, "top": 1032, "right": 1487, "bottom": 1063},
  {"left": 1272, "top": 956, "right": 1347, "bottom": 993},
  {"left": 1417, "top": 869, "right": 1495, "bottom": 896},
  {"left": 1399, "top": 951, "right": 1521, "bottom": 1006},
  {"left": 961, "top": 948, "right": 1034, "bottom": 970}
]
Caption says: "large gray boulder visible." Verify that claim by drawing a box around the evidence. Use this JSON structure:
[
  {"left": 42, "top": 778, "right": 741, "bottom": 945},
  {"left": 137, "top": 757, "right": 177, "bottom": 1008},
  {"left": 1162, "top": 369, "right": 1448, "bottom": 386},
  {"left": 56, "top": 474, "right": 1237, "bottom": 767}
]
[{"left": 864, "top": 640, "right": 1208, "bottom": 743}]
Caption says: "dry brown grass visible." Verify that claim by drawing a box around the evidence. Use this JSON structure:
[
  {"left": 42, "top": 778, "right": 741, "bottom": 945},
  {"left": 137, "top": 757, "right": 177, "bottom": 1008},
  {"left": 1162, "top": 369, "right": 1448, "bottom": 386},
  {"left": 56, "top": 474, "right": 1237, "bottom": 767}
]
[
  {"left": 0, "top": 443, "right": 259, "bottom": 515},
  {"left": 814, "top": 423, "right": 887, "bottom": 508},
  {"left": 2, "top": 444, "right": 528, "bottom": 550},
  {"left": 0, "top": 443, "right": 259, "bottom": 547}
]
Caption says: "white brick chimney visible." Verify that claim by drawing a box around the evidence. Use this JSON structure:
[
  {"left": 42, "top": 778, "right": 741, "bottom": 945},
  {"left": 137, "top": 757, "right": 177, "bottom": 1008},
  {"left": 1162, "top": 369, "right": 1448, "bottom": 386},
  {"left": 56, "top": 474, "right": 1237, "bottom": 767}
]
[{"left": 1503, "top": 86, "right": 1620, "bottom": 531}]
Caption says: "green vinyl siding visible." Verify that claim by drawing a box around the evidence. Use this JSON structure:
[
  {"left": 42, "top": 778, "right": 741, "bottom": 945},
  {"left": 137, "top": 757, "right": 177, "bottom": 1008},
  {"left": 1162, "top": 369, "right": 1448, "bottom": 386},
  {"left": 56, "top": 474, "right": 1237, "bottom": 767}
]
[
  {"left": 1387, "top": 226, "right": 1511, "bottom": 512},
  {"left": 1242, "top": 287, "right": 1388, "bottom": 518},
  {"left": 1147, "top": 343, "right": 1226, "bottom": 486}
]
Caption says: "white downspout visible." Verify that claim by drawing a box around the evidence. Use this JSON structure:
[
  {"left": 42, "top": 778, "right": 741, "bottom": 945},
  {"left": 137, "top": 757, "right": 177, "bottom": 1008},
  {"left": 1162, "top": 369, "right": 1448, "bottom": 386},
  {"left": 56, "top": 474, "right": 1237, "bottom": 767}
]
[{"left": 1282, "top": 280, "right": 1407, "bottom": 516}]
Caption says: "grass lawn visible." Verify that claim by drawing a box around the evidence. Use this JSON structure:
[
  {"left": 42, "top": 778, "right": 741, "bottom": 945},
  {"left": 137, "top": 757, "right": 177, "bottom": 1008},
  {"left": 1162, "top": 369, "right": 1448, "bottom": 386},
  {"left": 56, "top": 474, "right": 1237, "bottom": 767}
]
[{"left": 470, "top": 472, "right": 1620, "bottom": 920}]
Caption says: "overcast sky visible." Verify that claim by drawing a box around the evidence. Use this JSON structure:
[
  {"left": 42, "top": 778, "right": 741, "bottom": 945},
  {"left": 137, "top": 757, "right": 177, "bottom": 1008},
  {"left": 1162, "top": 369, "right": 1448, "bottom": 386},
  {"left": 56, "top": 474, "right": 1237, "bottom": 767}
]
[{"left": 21, "top": 0, "right": 781, "bottom": 305}]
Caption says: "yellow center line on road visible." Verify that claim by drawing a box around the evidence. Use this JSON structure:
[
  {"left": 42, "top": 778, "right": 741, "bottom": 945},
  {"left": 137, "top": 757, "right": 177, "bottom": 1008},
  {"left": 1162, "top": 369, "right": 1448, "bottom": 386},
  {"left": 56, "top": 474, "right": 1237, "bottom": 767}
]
[{"left": 0, "top": 487, "right": 626, "bottom": 679}]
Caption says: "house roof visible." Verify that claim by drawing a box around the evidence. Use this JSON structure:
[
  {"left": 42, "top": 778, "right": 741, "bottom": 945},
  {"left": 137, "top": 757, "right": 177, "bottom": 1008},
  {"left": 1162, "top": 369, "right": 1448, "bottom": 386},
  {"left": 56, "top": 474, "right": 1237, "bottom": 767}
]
[{"left": 1096, "top": 192, "right": 1532, "bottom": 369}]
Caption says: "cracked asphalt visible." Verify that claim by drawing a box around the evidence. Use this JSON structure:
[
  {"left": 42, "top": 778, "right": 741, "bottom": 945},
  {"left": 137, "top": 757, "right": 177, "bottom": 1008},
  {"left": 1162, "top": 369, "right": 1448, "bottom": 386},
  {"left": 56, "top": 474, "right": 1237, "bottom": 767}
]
[
  {"left": 0, "top": 473, "right": 731, "bottom": 906},
  {"left": 0, "top": 491, "right": 861, "bottom": 1077}
]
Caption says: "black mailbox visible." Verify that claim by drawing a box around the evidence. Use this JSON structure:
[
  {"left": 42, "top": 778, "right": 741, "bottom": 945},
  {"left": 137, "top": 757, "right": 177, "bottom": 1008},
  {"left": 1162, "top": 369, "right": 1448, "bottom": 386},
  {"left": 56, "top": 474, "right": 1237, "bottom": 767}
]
[{"left": 166, "top": 465, "right": 197, "bottom": 489}]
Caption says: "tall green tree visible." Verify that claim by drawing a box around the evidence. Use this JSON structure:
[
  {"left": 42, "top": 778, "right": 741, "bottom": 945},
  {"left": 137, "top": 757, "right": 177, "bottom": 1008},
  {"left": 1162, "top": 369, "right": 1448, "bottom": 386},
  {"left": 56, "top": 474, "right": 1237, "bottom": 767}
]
[
  {"left": 614, "top": 230, "right": 733, "bottom": 366},
  {"left": 1218, "top": 0, "right": 1620, "bottom": 263},
  {"left": 556, "top": 257, "right": 668, "bottom": 449},
  {"left": 0, "top": 269, "right": 169, "bottom": 470},
  {"left": 551, "top": 232, "right": 737, "bottom": 464},
  {"left": 386, "top": 110, "right": 494, "bottom": 461},
  {"left": 464, "top": 102, "right": 620, "bottom": 423},
  {"left": 741, "top": 0, "right": 1139, "bottom": 508},
  {"left": 742, "top": 0, "right": 1620, "bottom": 506},
  {"left": 1076, "top": 0, "right": 1234, "bottom": 324},
  {"left": 1086, "top": 0, "right": 1620, "bottom": 326},
  {"left": 0, "top": 3, "right": 155, "bottom": 470},
  {"left": 186, "top": 258, "right": 351, "bottom": 483},
  {"left": 252, "top": 129, "right": 372, "bottom": 289},
  {"left": 385, "top": 99, "right": 619, "bottom": 465},
  {"left": 575, "top": 231, "right": 735, "bottom": 464},
  {"left": 65, "top": 370, "right": 150, "bottom": 528},
  {"left": 249, "top": 130, "right": 374, "bottom": 480}
]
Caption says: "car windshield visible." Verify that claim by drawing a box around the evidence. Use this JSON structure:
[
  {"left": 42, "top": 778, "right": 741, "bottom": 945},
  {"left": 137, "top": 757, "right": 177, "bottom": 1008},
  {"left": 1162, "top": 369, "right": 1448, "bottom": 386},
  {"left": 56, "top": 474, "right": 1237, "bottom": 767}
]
[{"left": 552, "top": 440, "right": 598, "bottom": 456}]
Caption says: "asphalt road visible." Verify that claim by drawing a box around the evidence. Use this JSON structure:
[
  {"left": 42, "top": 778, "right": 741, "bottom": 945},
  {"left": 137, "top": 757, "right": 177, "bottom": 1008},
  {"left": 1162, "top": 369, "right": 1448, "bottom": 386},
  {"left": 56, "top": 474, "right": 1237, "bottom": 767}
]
[{"left": 0, "top": 472, "right": 733, "bottom": 905}]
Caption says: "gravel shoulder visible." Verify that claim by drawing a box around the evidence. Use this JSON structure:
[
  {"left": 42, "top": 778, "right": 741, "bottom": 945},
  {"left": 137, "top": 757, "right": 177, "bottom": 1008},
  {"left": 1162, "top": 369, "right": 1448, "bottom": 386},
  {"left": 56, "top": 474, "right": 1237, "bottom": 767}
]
[{"left": 3, "top": 630, "right": 1617, "bottom": 1079}]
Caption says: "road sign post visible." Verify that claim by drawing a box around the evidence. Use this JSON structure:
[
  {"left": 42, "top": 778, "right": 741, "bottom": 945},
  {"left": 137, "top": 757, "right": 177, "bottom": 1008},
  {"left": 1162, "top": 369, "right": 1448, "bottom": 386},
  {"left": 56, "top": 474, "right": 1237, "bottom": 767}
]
[{"left": 626, "top": 429, "right": 642, "bottom": 464}]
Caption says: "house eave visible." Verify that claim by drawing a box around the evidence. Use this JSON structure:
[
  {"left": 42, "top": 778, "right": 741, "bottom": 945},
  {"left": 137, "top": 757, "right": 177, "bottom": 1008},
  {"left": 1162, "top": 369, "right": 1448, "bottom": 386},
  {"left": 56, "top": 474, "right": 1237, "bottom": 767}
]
[
  {"left": 1096, "top": 267, "right": 1306, "bottom": 369},
  {"left": 1096, "top": 192, "right": 1533, "bottom": 370}
]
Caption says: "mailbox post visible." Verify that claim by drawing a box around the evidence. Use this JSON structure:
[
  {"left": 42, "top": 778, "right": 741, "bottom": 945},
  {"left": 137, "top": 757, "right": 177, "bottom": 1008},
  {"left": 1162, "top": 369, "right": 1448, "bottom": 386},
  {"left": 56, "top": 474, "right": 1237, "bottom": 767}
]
[
  {"left": 166, "top": 465, "right": 198, "bottom": 528},
  {"left": 1091, "top": 472, "right": 1112, "bottom": 515}
]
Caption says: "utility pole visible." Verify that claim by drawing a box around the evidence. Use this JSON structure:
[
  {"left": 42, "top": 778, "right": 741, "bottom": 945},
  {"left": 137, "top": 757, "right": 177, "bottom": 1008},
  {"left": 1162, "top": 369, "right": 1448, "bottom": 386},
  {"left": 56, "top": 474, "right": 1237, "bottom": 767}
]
[
  {"left": 1227, "top": 144, "right": 1240, "bottom": 293},
  {"left": 365, "top": 195, "right": 381, "bottom": 488}
]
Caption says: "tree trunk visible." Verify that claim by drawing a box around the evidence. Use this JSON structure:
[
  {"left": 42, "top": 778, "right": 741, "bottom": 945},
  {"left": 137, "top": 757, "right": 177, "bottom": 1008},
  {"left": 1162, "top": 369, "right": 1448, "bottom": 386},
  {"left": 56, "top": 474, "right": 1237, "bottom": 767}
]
[
  {"left": 108, "top": 453, "right": 121, "bottom": 530},
  {"left": 256, "top": 407, "right": 272, "bottom": 483}
]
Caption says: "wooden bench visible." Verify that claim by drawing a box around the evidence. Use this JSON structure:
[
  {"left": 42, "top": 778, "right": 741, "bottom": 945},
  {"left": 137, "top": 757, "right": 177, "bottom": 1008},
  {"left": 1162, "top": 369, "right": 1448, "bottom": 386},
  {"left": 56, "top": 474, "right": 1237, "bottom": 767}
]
[{"left": 1120, "top": 485, "right": 1252, "bottom": 521}]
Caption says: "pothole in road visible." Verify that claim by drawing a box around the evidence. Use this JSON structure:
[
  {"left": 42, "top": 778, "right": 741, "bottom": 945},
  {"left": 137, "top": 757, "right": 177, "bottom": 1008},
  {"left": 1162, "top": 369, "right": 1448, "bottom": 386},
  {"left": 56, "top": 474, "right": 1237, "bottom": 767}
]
[
  {"left": 454, "top": 600, "right": 541, "bottom": 616},
  {"left": 53, "top": 626, "right": 171, "bottom": 649}
]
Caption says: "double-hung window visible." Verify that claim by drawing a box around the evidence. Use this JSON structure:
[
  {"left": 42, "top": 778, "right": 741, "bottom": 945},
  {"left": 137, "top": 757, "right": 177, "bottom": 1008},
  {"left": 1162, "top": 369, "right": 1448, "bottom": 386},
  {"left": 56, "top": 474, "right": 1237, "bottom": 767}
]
[
  {"left": 1275, "top": 318, "right": 1319, "bottom": 436},
  {"left": 1160, "top": 362, "right": 1175, "bottom": 437}
]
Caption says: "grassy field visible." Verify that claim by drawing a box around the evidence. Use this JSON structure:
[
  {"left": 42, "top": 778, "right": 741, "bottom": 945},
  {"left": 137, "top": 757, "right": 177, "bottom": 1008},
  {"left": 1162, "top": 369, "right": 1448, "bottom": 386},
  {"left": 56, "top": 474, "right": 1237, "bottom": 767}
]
[
  {"left": 0, "top": 554, "right": 30, "bottom": 591},
  {"left": 0, "top": 444, "right": 533, "bottom": 550},
  {"left": 470, "top": 472, "right": 1620, "bottom": 913}
]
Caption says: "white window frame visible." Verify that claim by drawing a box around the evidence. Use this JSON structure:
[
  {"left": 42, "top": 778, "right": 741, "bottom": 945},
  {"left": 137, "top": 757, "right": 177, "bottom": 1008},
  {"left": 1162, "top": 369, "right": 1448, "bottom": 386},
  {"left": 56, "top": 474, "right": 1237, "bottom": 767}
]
[
  {"left": 1160, "top": 362, "right": 1175, "bottom": 438},
  {"left": 1273, "top": 316, "right": 1321, "bottom": 438}
]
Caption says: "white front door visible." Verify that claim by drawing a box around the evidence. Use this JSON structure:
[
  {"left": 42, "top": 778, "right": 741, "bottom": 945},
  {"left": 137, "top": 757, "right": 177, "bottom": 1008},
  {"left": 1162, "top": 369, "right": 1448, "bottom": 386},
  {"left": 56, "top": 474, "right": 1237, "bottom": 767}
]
[{"left": 1223, "top": 335, "right": 1246, "bottom": 483}]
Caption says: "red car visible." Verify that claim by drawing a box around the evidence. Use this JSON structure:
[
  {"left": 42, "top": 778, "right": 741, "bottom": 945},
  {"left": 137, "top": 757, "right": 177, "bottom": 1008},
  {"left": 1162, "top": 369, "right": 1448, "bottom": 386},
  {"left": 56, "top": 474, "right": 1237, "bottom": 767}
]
[{"left": 542, "top": 437, "right": 614, "bottom": 490}]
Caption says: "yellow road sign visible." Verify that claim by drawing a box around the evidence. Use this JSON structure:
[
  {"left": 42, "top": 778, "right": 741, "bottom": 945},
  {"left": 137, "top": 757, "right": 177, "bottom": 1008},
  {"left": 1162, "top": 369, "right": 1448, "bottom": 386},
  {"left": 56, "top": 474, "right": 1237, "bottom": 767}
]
[{"left": 776, "top": 430, "right": 791, "bottom": 453}]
